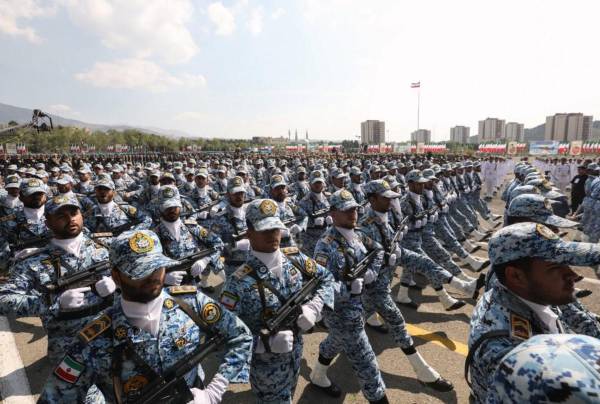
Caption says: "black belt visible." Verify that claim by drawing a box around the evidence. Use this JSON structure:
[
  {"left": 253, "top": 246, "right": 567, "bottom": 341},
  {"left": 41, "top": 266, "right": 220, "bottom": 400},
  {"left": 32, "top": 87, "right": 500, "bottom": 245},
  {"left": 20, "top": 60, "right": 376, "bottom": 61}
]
[{"left": 56, "top": 297, "right": 113, "bottom": 321}]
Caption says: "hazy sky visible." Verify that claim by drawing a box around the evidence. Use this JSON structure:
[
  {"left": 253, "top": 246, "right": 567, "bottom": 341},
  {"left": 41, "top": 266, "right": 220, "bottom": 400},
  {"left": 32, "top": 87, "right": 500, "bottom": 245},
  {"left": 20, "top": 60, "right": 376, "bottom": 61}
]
[{"left": 1, "top": 0, "right": 598, "bottom": 141}]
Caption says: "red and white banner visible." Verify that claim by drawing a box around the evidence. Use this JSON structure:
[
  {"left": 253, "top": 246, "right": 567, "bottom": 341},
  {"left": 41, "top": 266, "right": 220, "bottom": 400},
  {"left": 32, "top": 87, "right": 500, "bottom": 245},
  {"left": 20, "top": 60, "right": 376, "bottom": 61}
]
[
  {"left": 411, "top": 82, "right": 421, "bottom": 88},
  {"left": 478, "top": 143, "right": 506, "bottom": 154}
]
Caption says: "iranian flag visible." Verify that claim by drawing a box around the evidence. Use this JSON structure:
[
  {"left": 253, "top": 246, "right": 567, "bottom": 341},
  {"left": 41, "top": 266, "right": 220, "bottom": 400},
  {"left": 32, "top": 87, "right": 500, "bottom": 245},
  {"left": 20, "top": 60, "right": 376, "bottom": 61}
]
[{"left": 54, "top": 355, "right": 84, "bottom": 383}]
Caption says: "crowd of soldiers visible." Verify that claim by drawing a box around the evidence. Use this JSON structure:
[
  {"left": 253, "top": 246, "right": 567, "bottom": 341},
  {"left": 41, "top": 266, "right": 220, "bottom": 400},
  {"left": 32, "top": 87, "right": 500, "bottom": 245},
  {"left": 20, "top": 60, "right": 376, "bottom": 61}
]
[{"left": 0, "top": 152, "right": 599, "bottom": 403}]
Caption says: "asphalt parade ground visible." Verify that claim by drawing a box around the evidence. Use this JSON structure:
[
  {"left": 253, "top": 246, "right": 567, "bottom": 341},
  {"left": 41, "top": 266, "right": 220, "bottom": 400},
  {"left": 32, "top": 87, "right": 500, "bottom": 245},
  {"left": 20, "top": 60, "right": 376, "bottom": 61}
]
[{"left": 3, "top": 189, "right": 598, "bottom": 403}]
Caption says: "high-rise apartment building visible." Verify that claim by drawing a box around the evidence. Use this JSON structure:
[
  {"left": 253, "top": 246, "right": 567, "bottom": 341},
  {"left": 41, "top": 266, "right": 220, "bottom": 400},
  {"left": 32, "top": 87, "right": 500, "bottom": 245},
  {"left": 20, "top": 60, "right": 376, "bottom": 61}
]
[
  {"left": 450, "top": 126, "right": 470, "bottom": 143},
  {"left": 545, "top": 113, "right": 593, "bottom": 142},
  {"left": 411, "top": 129, "right": 431, "bottom": 143},
  {"left": 478, "top": 118, "right": 506, "bottom": 141},
  {"left": 505, "top": 122, "right": 524, "bottom": 142},
  {"left": 361, "top": 120, "right": 386, "bottom": 144}
]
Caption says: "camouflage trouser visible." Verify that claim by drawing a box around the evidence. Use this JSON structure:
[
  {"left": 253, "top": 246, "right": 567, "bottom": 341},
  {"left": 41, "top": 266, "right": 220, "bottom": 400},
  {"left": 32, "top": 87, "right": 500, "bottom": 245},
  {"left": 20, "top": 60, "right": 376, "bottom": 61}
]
[
  {"left": 363, "top": 284, "right": 414, "bottom": 349},
  {"left": 250, "top": 340, "right": 303, "bottom": 403},
  {"left": 400, "top": 234, "right": 453, "bottom": 289},
  {"left": 434, "top": 215, "right": 469, "bottom": 258},
  {"left": 421, "top": 229, "right": 462, "bottom": 276},
  {"left": 456, "top": 196, "right": 479, "bottom": 228},
  {"left": 582, "top": 198, "right": 593, "bottom": 235},
  {"left": 320, "top": 310, "right": 386, "bottom": 401},
  {"left": 469, "top": 193, "right": 491, "bottom": 219},
  {"left": 446, "top": 213, "right": 467, "bottom": 241},
  {"left": 449, "top": 203, "right": 475, "bottom": 233}
]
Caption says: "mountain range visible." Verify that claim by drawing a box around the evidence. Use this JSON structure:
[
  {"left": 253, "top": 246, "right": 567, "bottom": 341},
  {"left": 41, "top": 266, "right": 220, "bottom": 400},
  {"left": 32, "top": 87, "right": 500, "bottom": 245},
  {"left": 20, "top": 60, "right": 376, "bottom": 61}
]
[{"left": 0, "top": 102, "right": 194, "bottom": 138}]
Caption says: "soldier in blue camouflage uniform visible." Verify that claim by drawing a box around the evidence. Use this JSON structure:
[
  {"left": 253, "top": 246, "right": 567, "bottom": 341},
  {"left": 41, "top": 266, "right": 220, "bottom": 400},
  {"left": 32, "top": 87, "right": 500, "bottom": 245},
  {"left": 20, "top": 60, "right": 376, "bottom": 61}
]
[
  {"left": 487, "top": 334, "right": 600, "bottom": 404},
  {"left": 298, "top": 170, "right": 332, "bottom": 256},
  {"left": 125, "top": 170, "right": 161, "bottom": 208},
  {"left": 219, "top": 199, "right": 334, "bottom": 403},
  {"left": 0, "top": 174, "right": 22, "bottom": 216},
  {"left": 289, "top": 166, "right": 309, "bottom": 202},
  {"left": 309, "top": 190, "right": 388, "bottom": 403},
  {"left": 356, "top": 180, "right": 455, "bottom": 391},
  {"left": 0, "top": 178, "right": 51, "bottom": 264},
  {"left": 189, "top": 168, "right": 220, "bottom": 215},
  {"left": 349, "top": 166, "right": 367, "bottom": 207},
  {"left": 74, "top": 166, "right": 95, "bottom": 196},
  {"left": 38, "top": 229, "right": 253, "bottom": 404},
  {"left": 467, "top": 223, "right": 600, "bottom": 403},
  {"left": 206, "top": 176, "right": 249, "bottom": 276},
  {"left": 83, "top": 178, "right": 152, "bottom": 243},
  {"left": 154, "top": 186, "right": 225, "bottom": 293},
  {"left": 267, "top": 174, "right": 307, "bottom": 248},
  {"left": 394, "top": 174, "right": 485, "bottom": 311},
  {"left": 0, "top": 194, "right": 115, "bottom": 363}
]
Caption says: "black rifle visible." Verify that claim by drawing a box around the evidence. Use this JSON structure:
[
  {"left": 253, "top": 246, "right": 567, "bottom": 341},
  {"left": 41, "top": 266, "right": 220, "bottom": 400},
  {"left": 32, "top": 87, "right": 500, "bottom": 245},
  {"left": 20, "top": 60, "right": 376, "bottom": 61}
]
[
  {"left": 132, "top": 333, "right": 225, "bottom": 404},
  {"left": 308, "top": 208, "right": 329, "bottom": 229},
  {"left": 180, "top": 200, "right": 220, "bottom": 218},
  {"left": 44, "top": 260, "right": 111, "bottom": 295},
  {"left": 90, "top": 218, "right": 141, "bottom": 239},
  {"left": 166, "top": 248, "right": 217, "bottom": 283},
  {"left": 10, "top": 234, "right": 51, "bottom": 251},
  {"left": 260, "top": 276, "right": 320, "bottom": 338},
  {"left": 344, "top": 248, "right": 379, "bottom": 282}
]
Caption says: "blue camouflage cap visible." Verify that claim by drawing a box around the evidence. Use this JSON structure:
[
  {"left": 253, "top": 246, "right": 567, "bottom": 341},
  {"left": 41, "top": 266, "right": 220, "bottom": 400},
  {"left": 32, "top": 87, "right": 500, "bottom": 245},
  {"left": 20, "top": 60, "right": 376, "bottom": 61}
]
[
  {"left": 270, "top": 174, "right": 287, "bottom": 188},
  {"left": 110, "top": 230, "right": 178, "bottom": 280},
  {"left": 349, "top": 166, "right": 362, "bottom": 176},
  {"left": 406, "top": 169, "right": 429, "bottom": 183},
  {"left": 246, "top": 199, "right": 286, "bottom": 231},
  {"left": 384, "top": 175, "right": 399, "bottom": 189},
  {"left": 95, "top": 178, "right": 115, "bottom": 190},
  {"left": 309, "top": 170, "right": 326, "bottom": 184},
  {"left": 330, "top": 189, "right": 359, "bottom": 211},
  {"left": 20, "top": 178, "right": 46, "bottom": 196},
  {"left": 488, "top": 334, "right": 600, "bottom": 403},
  {"left": 227, "top": 176, "right": 246, "bottom": 194},
  {"left": 45, "top": 194, "right": 81, "bottom": 214},
  {"left": 364, "top": 179, "right": 401, "bottom": 198},
  {"left": 159, "top": 185, "right": 182, "bottom": 212},
  {"left": 5, "top": 175, "right": 21, "bottom": 189},
  {"left": 330, "top": 168, "right": 347, "bottom": 179},
  {"left": 489, "top": 222, "right": 600, "bottom": 266},
  {"left": 509, "top": 185, "right": 540, "bottom": 199},
  {"left": 422, "top": 168, "right": 437, "bottom": 181},
  {"left": 507, "top": 194, "right": 577, "bottom": 228},
  {"left": 56, "top": 174, "right": 74, "bottom": 185}
]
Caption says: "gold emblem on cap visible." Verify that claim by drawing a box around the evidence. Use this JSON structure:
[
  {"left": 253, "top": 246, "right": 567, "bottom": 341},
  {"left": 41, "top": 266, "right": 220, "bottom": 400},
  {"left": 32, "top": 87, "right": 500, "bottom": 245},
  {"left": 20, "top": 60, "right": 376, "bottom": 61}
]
[
  {"left": 27, "top": 179, "right": 40, "bottom": 187},
  {"left": 313, "top": 171, "right": 321, "bottom": 178},
  {"left": 273, "top": 175, "right": 283, "bottom": 182},
  {"left": 536, "top": 223, "right": 558, "bottom": 240},
  {"left": 123, "top": 375, "right": 148, "bottom": 394},
  {"left": 53, "top": 195, "right": 69, "bottom": 204},
  {"left": 233, "top": 177, "right": 243, "bottom": 186},
  {"left": 259, "top": 199, "right": 277, "bottom": 216},
  {"left": 162, "top": 187, "right": 175, "bottom": 198},
  {"left": 129, "top": 232, "right": 154, "bottom": 253},
  {"left": 382, "top": 180, "right": 390, "bottom": 189},
  {"left": 340, "top": 190, "right": 352, "bottom": 200}
]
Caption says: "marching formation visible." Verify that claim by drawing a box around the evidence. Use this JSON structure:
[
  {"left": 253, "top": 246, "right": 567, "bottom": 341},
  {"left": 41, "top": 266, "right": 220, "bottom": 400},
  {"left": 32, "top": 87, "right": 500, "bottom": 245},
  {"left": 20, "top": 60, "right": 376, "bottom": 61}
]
[{"left": 0, "top": 152, "right": 599, "bottom": 403}]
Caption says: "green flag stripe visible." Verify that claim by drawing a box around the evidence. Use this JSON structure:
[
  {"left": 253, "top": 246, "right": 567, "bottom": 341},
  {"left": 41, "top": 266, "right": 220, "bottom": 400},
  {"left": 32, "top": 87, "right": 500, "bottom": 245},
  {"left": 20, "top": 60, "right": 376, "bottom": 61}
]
[{"left": 64, "top": 356, "right": 83, "bottom": 372}]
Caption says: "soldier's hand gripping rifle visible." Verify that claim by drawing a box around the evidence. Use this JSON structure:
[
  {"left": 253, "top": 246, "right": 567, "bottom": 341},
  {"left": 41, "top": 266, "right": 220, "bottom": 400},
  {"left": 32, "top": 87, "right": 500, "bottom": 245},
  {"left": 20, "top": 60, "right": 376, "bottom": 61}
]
[
  {"left": 90, "top": 217, "right": 142, "bottom": 240},
  {"left": 259, "top": 276, "right": 320, "bottom": 339},
  {"left": 44, "top": 260, "right": 111, "bottom": 295},
  {"left": 132, "top": 333, "right": 225, "bottom": 404},
  {"left": 166, "top": 248, "right": 218, "bottom": 283},
  {"left": 343, "top": 248, "right": 380, "bottom": 282}
]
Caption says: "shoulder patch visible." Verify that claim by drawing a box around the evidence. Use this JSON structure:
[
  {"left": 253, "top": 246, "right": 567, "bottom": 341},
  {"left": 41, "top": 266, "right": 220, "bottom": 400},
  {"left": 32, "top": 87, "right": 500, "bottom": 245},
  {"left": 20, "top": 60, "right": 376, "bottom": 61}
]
[
  {"left": 315, "top": 253, "right": 328, "bottom": 267},
  {"left": 281, "top": 246, "right": 299, "bottom": 255},
  {"left": 201, "top": 302, "right": 221, "bottom": 324},
  {"left": 304, "top": 257, "right": 317, "bottom": 276},
  {"left": 54, "top": 355, "right": 85, "bottom": 384},
  {"left": 184, "top": 218, "right": 197, "bottom": 226},
  {"left": 510, "top": 313, "right": 532, "bottom": 340},
  {"left": 79, "top": 313, "right": 111, "bottom": 343},
  {"left": 233, "top": 264, "right": 253, "bottom": 279},
  {"left": 168, "top": 285, "right": 197, "bottom": 295},
  {"left": 219, "top": 291, "right": 239, "bottom": 310},
  {"left": 364, "top": 217, "right": 374, "bottom": 224},
  {"left": 0, "top": 214, "right": 16, "bottom": 222},
  {"left": 199, "top": 227, "right": 208, "bottom": 238},
  {"left": 128, "top": 206, "right": 137, "bottom": 215}
]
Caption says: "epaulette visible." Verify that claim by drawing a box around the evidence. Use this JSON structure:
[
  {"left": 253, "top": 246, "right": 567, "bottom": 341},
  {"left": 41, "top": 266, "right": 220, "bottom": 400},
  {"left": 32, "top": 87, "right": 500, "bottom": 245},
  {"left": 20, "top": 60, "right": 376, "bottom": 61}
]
[
  {"left": 363, "top": 217, "right": 374, "bottom": 224},
  {"left": 79, "top": 313, "right": 111, "bottom": 343},
  {"left": 509, "top": 312, "right": 532, "bottom": 340},
  {"left": 0, "top": 214, "right": 16, "bottom": 222},
  {"left": 323, "top": 235, "right": 334, "bottom": 243},
  {"left": 168, "top": 285, "right": 197, "bottom": 295},
  {"left": 184, "top": 218, "right": 198, "bottom": 226},
  {"left": 281, "top": 246, "right": 299, "bottom": 255},
  {"left": 233, "top": 264, "right": 253, "bottom": 279}
]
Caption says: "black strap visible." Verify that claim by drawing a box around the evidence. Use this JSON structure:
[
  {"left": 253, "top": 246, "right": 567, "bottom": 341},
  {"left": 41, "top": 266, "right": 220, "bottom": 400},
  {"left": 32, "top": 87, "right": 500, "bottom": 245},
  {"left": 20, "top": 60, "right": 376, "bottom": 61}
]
[{"left": 464, "top": 330, "right": 510, "bottom": 389}]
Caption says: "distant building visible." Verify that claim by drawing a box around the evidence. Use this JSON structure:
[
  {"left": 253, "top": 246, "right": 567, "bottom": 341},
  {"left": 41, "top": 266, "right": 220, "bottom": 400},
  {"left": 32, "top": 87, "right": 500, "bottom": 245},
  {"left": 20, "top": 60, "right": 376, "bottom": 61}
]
[
  {"left": 450, "top": 126, "right": 470, "bottom": 144},
  {"left": 411, "top": 129, "right": 431, "bottom": 143},
  {"left": 478, "top": 118, "right": 506, "bottom": 141},
  {"left": 251, "top": 136, "right": 288, "bottom": 145},
  {"left": 361, "top": 120, "right": 386, "bottom": 144},
  {"left": 468, "top": 135, "right": 480, "bottom": 144},
  {"left": 505, "top": 122, "right": 524, "bottom": 142},
  {"left": 545, "top": 113, "right": 593, "bottom": 142}
]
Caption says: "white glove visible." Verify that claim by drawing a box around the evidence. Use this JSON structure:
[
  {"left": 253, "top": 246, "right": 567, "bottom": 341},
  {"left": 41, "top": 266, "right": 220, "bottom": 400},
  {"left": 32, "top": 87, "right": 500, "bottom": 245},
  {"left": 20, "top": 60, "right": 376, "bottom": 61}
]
[
  {"left": 280, "top": 227, "right": 290, "bottom": 238},
  {"left": 94, "top": 276, "right": 116, "bottom": 297},
  {"left": 350, "top": 278, "right": 363, "bottom": 294},
  {"left": 254, "top": 330, "right": 294, "bottom": 354},
  {"left": 191, "top": 257, "right": 212, "bottom": 278},
  {"left": 443, "top": 205, "right": 449, "bottom": 213},
  {"left": 235, "top": 238, "right": 250, "bottom": 251},
  {"left": 325, "top": 216, "right": 333, "bottom": 225},
  {"left": 165, "top": 271, "right": 187, "bottom": 286},
  {"left": 363, "top": 269, "right": 377, "bottom": 284},
  {"left": 59, "top": 287, "right": 90, "bottom": 310},
  {"left": 13, "top": 247, "right": 40, "bottom": 260},
  {"left": 296, "top": 302, "right": 320, "bottom": 331},
  {"left": 414, "top": 219, "right": 422, "bottom": 228},
  {"left": 402, "top": 226, "right": 409, "bottom": 236},
  {"left": 197, "top": 211, "right": 209, "bottom": 220},
  {"left": 314, "top": 217, "right": 325, "bottom": 227},
  {"left": 289, "top": 224, "right": 303, "bottom": 235},
  {"left": 188, "top": 373, "right": 229, "bottom": 404},
  {"left": 432, "top": 212, "right": 438, "bottom": 222},
  {"left": 422, "top": 217, "right": 428, "bottom": 225},
  {"left": 387, "top": 253, "right": 397, "bottom": 268},
  {"left": 217, "top": 270, "right": 227, "bottom": 282}
]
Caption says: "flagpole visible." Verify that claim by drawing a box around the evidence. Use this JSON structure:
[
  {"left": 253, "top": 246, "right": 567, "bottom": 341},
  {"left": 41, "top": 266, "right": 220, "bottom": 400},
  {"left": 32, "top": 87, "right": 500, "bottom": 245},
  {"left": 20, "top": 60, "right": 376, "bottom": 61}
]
[{"left": 417, "top": 87, "right": 420, "bottom": 130}]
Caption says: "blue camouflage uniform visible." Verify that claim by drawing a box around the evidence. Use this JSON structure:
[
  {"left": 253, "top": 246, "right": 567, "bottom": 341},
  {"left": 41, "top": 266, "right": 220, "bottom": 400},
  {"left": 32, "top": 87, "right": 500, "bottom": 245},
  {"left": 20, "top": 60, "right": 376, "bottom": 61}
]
[
  {"left": 219, "top": 199, "right": 334, "bottom": 403},
  {"left": 468, "top": 223, "right": 600, "bottom": 402},
  {"left": 297, "top": 170, "right": 331, "bottom": 256},
  {"left": 39, "top": 229, "right": 252, "bottom": 403},
  {"left": 0, "top": 194, "right": 111, "bottom": 363},
  {"left": 313, "top": 190, "right": 386, "bottom": 402}
]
